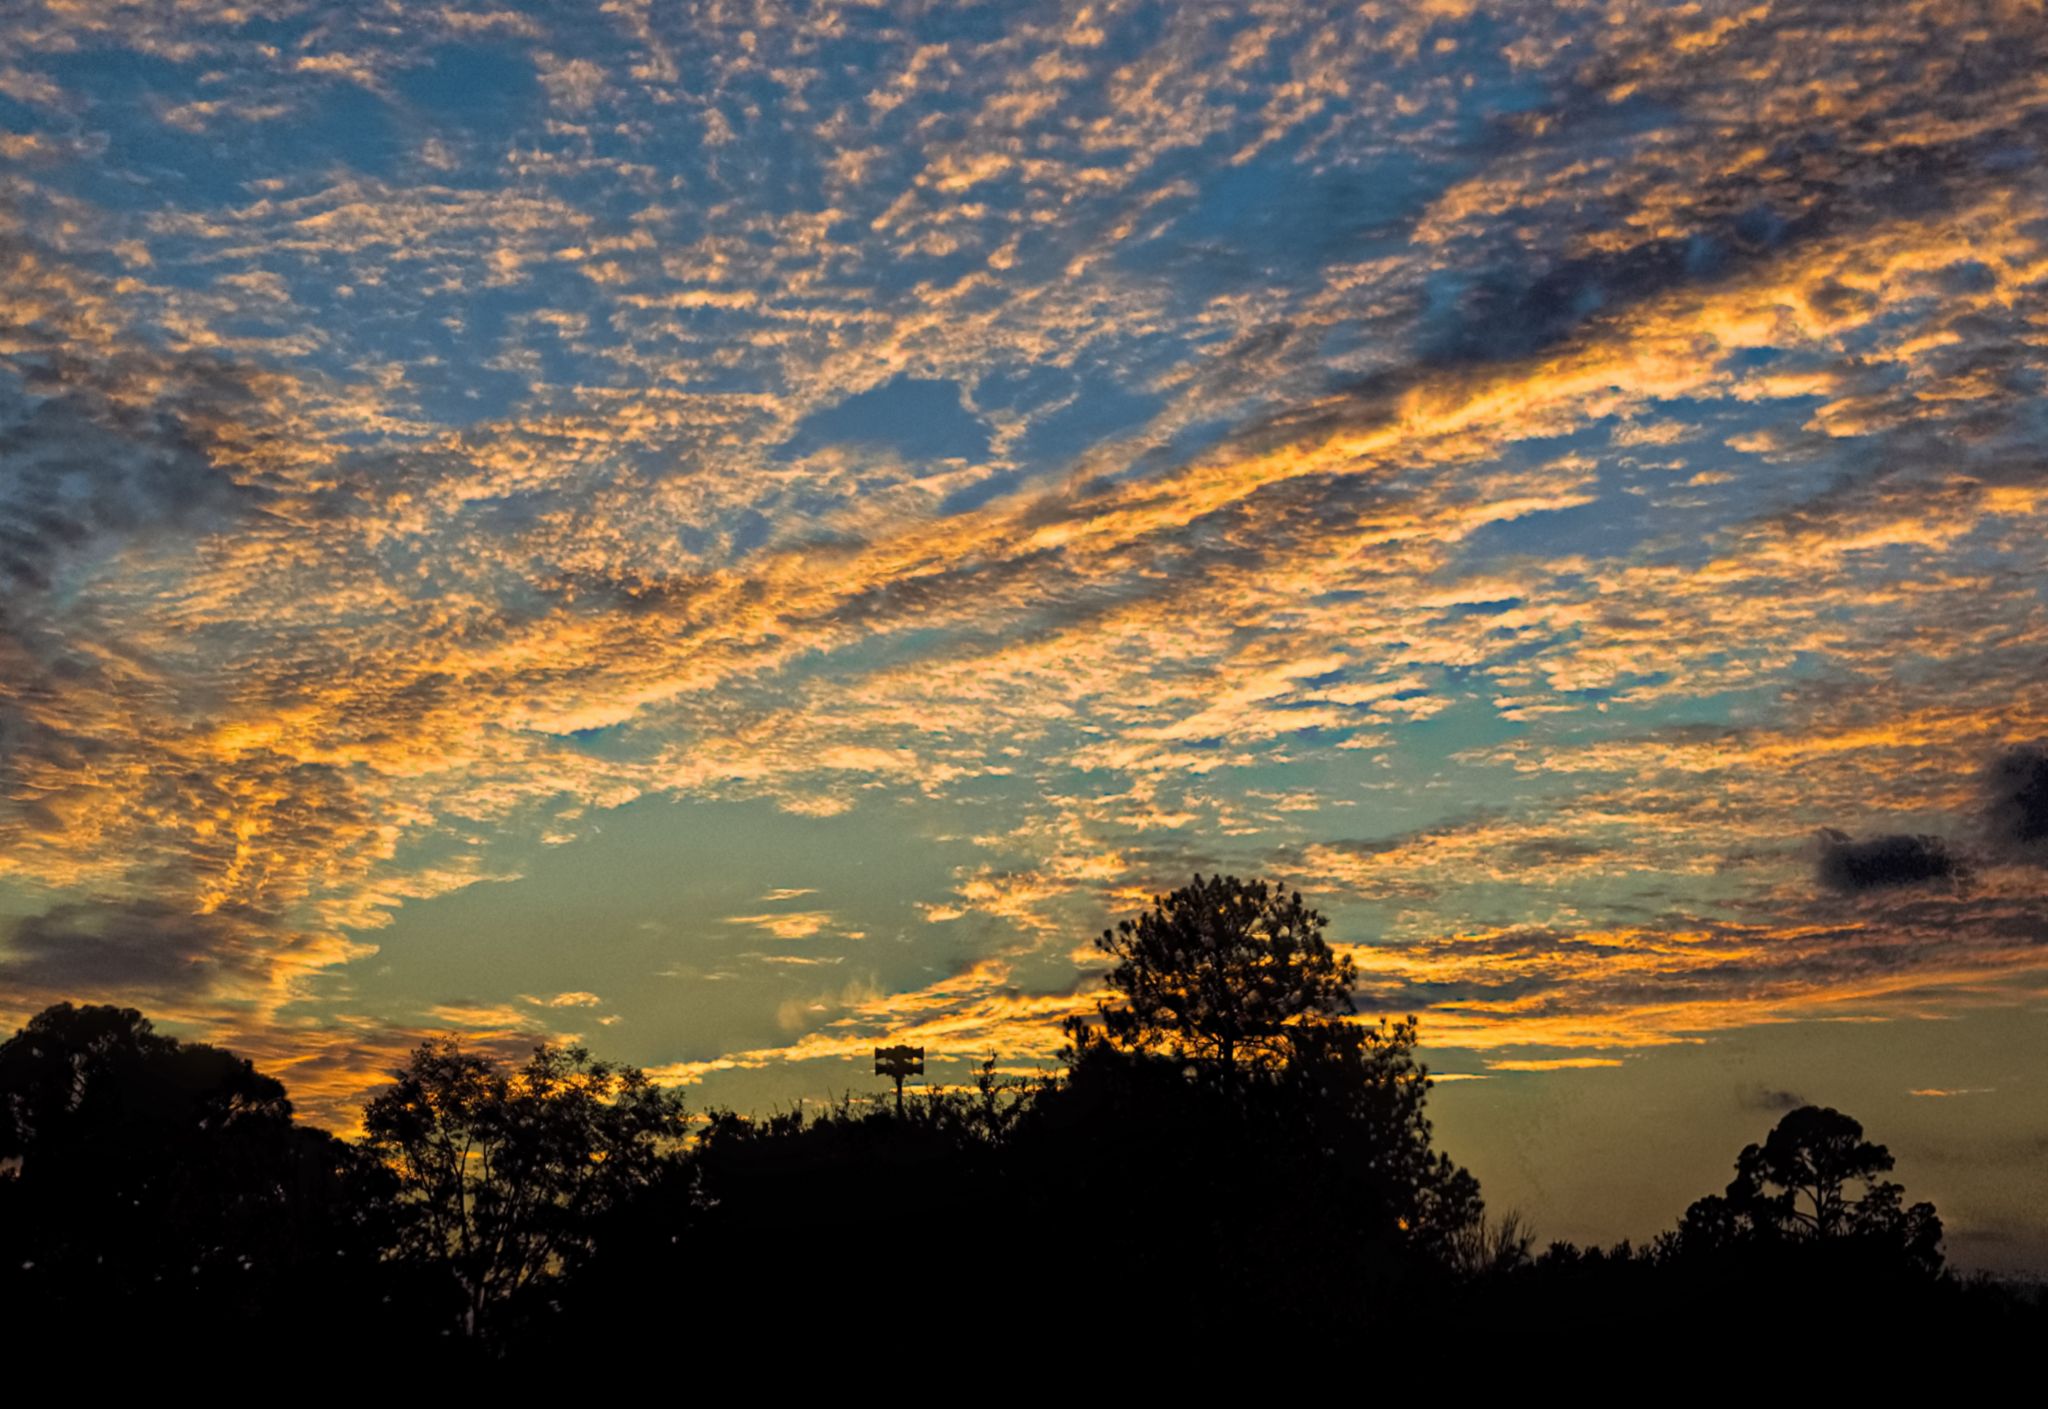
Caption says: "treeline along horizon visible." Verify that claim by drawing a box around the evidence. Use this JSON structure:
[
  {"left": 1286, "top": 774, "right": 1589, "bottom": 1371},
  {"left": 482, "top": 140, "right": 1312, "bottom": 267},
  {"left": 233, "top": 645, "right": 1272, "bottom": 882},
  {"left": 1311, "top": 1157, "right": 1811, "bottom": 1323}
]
[{"left": 2, "top": 877, "right": 2039, "bottom": 1369}]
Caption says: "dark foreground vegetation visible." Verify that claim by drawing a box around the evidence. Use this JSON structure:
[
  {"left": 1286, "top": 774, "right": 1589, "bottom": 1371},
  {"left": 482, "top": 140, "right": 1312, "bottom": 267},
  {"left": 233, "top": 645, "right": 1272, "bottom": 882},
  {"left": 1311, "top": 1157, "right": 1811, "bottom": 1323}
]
[{"left": 3, "top": 877, "right": 2039, "bottom": 1369}]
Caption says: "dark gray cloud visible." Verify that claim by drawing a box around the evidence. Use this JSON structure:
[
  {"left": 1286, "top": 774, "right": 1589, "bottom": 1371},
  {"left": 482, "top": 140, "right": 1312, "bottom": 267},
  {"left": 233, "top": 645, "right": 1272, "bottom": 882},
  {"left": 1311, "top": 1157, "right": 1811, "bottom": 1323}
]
[
  {"left": 0, "top": 366, "right": 265, "bottom": 596},
  {"left": 1505, "top": 836, "right": 1610, "bottom": 867},
  {"left": 0, "top": 898, "right": 259, "bottom": 1002},
  {"left": 1739, "top": 1083, "right": 1808, "bottom": 1113},
  {"left": 1410, "top": 1, "right": 2048, "bottom": 369},
  {"left": 1815, "top": 829, "right": 1965, "bottom": 893},
  {"left": 1984, "top": 743, "right": 2048, "bottom": 860}
]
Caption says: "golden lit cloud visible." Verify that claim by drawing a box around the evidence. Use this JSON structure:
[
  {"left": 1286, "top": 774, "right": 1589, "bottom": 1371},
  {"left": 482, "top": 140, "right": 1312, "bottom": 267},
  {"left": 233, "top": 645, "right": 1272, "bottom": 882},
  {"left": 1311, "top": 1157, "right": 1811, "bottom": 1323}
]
[{"left": 0, "top": 4, "right": 2043, "bottom": 1195}]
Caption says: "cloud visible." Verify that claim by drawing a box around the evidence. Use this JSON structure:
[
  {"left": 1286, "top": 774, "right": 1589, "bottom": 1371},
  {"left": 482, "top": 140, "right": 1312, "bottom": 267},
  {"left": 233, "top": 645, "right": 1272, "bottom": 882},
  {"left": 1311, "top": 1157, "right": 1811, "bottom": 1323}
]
[
  {"left": 0, "top": 899, "right": 261, "bottom": 1001},
  {"left": 0, "top": 378, "right": 259, "bottom": 595},
  {"left": 725, "top": 911, "right": 838, "bottom": 942},
  {"left": 1984, "top": 743, "right": 2048, "bottom": 859},
  {"left": 0, "top": 0, "right": 2045, "bottom": 1121},
  {"left": 1739, "top": 1084, "right": 1808, "bottom": 1113},
  {"left": 425, "top": 1002, "right": 537, "bottom": 1031},
  {"left": 1815, "top": 829, "right": 1966, "bottom": 893}
]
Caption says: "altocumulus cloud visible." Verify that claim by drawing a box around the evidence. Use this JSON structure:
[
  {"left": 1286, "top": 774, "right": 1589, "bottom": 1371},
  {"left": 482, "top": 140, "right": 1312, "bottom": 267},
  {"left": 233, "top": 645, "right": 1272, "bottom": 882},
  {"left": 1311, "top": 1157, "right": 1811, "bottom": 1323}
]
[{"left": 0, "top": 0, "right": 2046, "bottom": 1127}]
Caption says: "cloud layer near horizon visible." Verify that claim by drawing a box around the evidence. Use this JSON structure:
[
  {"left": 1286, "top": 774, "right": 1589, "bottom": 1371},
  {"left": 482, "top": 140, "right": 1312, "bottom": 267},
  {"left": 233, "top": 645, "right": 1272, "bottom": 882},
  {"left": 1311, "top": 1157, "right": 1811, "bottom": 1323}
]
[{"left": 1, "top": 0, "right": 2045, "bottom": 1129}]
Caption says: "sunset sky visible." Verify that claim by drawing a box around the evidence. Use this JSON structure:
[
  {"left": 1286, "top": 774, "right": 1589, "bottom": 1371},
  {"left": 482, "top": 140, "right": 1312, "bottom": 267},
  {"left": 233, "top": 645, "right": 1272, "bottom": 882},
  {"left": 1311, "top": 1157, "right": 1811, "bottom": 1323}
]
[{"left": 3, "top": 0, "right": 2045, "bottom": 1267}]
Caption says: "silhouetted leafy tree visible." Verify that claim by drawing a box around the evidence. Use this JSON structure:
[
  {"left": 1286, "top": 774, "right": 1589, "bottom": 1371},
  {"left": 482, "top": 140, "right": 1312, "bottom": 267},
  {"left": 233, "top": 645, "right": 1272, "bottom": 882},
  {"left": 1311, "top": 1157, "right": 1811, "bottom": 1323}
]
[
  {"left": 1034, "top": 1014, "right": 1484, "bottom": 1317},
  {"left": 1073, "top": 873, "right": 1357, "bottom": 1073},
  {"left": 360, "top": 1038, "right": 690, "bottom": 1343},
  {"left": 1272, "top": 1017, "right": 1484, "bottom": 1257},
  {"left": 1677, "top": 1104, "right": 1942, "bottom": 1272},
  {"left": 555, "top": 1073, "right": 1051, "bottom": 1349},
  {"left": 1011, "top": 881, "right": 1486, "bottom": 1331},
  {"left": 0, "top": 1003, "right": 395, "bottom": 1355}
]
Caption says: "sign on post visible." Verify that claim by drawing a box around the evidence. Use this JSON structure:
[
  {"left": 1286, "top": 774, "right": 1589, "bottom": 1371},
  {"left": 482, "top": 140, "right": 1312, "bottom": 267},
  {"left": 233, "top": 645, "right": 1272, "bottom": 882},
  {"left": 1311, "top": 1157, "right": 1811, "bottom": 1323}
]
[{"left": 875, "top": 1044, "right": 925, "bottom": 1114}]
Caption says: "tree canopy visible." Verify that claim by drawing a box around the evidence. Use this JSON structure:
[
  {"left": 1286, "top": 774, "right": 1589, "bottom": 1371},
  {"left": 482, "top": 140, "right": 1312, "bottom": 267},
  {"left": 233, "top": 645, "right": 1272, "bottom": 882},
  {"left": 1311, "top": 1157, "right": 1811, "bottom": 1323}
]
[
  {"left": 1041, "top": 877, "right": 1484, "bottom": 1327},
  {"left": 1074, "top": 873, "right": 1358, "bottom": 1072},
  {"left": 360, "top": 1037, "right": 692, "bottom": 1341},
  {"left": 0, "top": 1003, "right": 391, "bottom": 1352},
  {"left": 1677, "top": 1104, "right": 1943, "bottom": 1273}
]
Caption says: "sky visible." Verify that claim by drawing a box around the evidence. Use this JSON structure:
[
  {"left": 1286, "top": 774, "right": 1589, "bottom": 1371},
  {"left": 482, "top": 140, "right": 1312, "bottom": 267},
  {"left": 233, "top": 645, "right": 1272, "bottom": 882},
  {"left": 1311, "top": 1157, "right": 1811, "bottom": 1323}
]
[{"left": 2, "top": 0, "right": 2046, "bottom": 1268}]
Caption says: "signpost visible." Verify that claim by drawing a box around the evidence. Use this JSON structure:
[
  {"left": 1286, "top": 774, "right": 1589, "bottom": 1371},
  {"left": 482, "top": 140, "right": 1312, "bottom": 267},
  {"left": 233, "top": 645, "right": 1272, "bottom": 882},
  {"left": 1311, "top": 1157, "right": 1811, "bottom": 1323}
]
[{"left": 874, "top": 1044, "right": 924, "bottom": 1115}]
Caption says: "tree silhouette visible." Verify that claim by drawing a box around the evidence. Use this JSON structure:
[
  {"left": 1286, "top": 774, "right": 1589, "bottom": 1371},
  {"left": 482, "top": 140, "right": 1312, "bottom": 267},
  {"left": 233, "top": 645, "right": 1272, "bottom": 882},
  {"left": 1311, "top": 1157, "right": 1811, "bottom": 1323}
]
[
  {"left": 8, "top": 996, "right": 2040, "bottom": 1358},
  {"left": 1, "top": 1003, "right": 291, "bottom": 1162},
  {"left": 0, "top": 1003, "right": 393, "bottom": 1352},
  {"left": 360, "top": 1038, "right": 691, "bottom": 1342},
  {"left": 1028, "top": 881, "right": 1486, "bottom": 1330},
  {"left": 1678, "top": 1105, "right": 1942, "bottom": 1272},
  {"left": 1073, "top": 873, "right": 1357, "bottom": 1073},
  {"left": 1271, "top": 1016, "right": 1484, "bottom": 1260}
]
